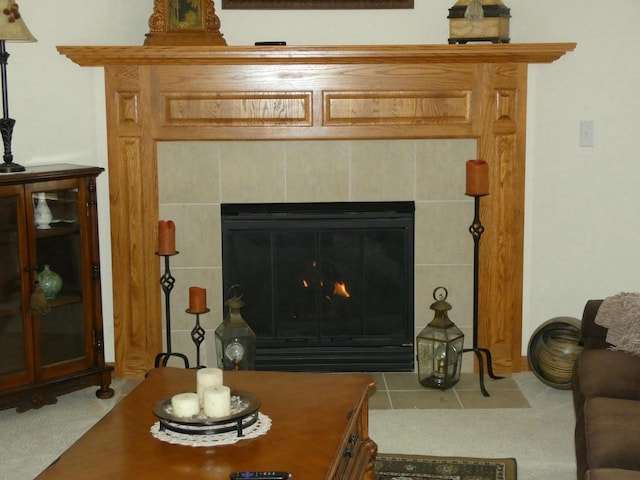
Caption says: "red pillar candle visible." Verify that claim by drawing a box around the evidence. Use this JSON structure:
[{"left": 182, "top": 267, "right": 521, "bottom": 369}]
[
  {"left": 157, "top": 220, "right": 176, "bottom": 255},
  {"left": 189, "top": 287, "right": 207, "bottom": 313},
  {"left": 465, "top": 159, "right": 489, "bottom": 196}
]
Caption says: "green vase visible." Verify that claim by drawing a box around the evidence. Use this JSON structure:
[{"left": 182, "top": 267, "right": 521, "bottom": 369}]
[{"left": 38, "top": 265, "right": 63, "bottom": 299}]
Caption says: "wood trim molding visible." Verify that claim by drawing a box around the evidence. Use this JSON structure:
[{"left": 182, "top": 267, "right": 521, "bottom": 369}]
[
  {"left": 58, "top": 43, "right": 574, "bottom": 66},
  {"left": 58, "top": 43, "right": 575, "bottom": 377}
]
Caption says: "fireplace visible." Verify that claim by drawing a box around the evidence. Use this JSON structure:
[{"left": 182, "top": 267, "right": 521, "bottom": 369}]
[
  {"left": 221, "top": 201, "right": 415, "bottom": 371},
  {"left": 57, "top": 43, "right": 576, "bottom": 376}
]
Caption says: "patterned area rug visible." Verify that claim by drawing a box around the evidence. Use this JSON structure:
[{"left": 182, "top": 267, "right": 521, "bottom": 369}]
[{"left": 375, "top": 453, "right": 517, "bottom": 480}]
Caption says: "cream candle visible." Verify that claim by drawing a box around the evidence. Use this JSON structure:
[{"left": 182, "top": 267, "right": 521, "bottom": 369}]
[
  {"left": 203, "top": 385, "right": 231, "bottom": 418},
  {"left": 196, "top": 367, "right": 223, "bottom": 406},
  {"left": 170, "top": 392, "right": 200, "bottom": 418}
]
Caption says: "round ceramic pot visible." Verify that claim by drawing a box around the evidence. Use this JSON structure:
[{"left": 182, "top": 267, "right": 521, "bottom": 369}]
[
  {"left": 528, "top": 317, "right": 583, "bottom": 389},
  {"left": 38, "top": 265, "right": 63, "bottom": 299}
]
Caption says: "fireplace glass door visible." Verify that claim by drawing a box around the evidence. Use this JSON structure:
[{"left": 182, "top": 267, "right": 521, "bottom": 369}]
[{"left": 221, "top": 202, "right": 414, "bottom": 372}]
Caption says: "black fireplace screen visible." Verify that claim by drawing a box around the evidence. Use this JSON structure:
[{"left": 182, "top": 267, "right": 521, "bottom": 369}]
[{"left": 221, "top": 202, "right": 414, "bottom": 372}]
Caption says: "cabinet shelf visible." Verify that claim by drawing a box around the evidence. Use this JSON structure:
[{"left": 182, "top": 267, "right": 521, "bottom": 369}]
[{"left": 35, "top": 223, "right": 80, "bottom": 239}]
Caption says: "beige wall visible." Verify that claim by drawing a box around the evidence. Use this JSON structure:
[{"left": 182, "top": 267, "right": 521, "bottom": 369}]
[
  {"left": 15, "top": 0, "right": 640, "bottom": 362},
  {"left": 158, "top": 139, "right": 476, "bottom": 370}
]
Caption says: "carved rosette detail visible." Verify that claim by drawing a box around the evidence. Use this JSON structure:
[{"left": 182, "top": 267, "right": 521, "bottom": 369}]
[
  {"left": 148, "top": 1, "right": 166, "bottom": 33},
  {"left": 206, "top": 3, "right": 222, "bottom": 31}
]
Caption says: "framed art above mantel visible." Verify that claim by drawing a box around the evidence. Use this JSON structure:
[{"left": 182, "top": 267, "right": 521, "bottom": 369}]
[{"left": 221, "top": 0, "right": 414, "bottom": 9}]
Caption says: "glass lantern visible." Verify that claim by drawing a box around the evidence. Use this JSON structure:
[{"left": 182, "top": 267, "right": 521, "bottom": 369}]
[
  {"left": 417, "top": 286, "right": 464, "bottom": 389},
  {"left": 214, "top": 289, "right": 256, "bottom": 370}
]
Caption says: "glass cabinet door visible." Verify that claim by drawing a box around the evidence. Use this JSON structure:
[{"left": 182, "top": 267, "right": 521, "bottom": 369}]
[
  {"left": 0, "top": 186, "right": 33, "bottom": 388},
  {"left": 28, "top": 181, "right": 93, "bottom": 379}
]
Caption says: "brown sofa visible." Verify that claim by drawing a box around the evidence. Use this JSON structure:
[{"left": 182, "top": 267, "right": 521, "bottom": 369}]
[{"left": 572, "top": 299, "right": 640, "bottom": 480}]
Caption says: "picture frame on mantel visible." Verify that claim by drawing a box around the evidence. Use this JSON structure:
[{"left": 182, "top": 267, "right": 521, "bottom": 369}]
[
  {"left": 145, "top": 0, "right": 227, "bottom": 46},
  {"left": 221, "top": 0, "right": 413, "bottom": 9}
]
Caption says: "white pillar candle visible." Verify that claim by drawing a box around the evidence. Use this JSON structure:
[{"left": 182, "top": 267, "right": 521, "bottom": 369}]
[
  {"left": 171, "top": 392, "right": 200, "bottom": 418},
  {"left": 203, "top": 385, "right": 231, "bottom": 418},
  {"left": 196, "top": 368, "right": 223, "bottom": 406}
]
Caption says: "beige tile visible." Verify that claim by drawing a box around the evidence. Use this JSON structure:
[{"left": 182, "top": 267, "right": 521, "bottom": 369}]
[
  {"left": 285, "top": 141, "right": 350, "bottom": 202},
  {"left": 415, "top": 139, "right": 476, "bottom": 201},
  {"left": 165, "top": 330, "right": 213, "bottom": 370},
  {"left": 389, "top": 390, "right": 462, "bottom": 409},
  {"left": 414, "top": 201, "right": 473, "bottom": 265},
  {"left": 219, "top": 142, "right": 286, "bottom": 203},
  {"left": 370, "top": 372, "right": 386, "bottom": 392},
  {"left": 159, "top": 204, "right": 221, "bottom": 268},
  {"left": 369, "top": 391, "right": 392, "bottom": 410},
  {"left": 158, "top": 142, "right": 221, "bottom": 204},
  {"left": 160, "top": 267, "right": 222, "bottom": 331},
  {"left": 384, "top": 372, "right": 422, "bottom": 391},
  {"left": 350, "top": 140, "right": 415, "bottom": 201},
  {"left": 456, "top": 387, "right": 530, "bottom": 409},
  {"left": 414, "top": 264, "right": 473, "bottom": 331},
  {"left": 455, "top": 373, "right": 519, "bottom": 391}
]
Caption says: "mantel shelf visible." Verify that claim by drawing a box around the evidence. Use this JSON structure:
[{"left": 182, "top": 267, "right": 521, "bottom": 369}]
[{"left": 57, "top": 42, "right": 576, "bottom": 66}]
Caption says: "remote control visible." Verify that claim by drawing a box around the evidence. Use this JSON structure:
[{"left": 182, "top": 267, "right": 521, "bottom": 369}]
[{"left": 230, "top": 473, "right": 291, "bottom": 480}]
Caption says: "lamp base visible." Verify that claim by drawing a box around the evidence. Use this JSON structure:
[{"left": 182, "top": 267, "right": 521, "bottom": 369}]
[
  {"left": 0, "top": 160, "right": 25, "bottom": 173},
  {"left": 0, "top": 116, "right": 24, "bottom": 173}
]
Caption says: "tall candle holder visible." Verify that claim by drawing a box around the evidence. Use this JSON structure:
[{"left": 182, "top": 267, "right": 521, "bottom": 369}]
[
  {"left": 463, "top": 195, "right": 504, "bottom": 396},
  {"left": 154, "top": 252, "right": 190, "bottom": 368},
  {"left": 187, "top": 308, "right": 210, "bottom": 369}
]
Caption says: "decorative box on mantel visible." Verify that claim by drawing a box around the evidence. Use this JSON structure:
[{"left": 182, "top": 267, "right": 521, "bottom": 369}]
[{"left": 448, "top": 0, "right": 511, "bottom": 44}]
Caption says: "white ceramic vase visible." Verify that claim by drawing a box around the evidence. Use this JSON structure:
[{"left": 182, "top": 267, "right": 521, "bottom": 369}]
[{"left": 34, "top": 192, "right": 53, "bottom": 229}]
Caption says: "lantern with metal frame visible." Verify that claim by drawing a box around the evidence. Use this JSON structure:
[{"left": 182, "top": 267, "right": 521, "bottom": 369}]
[
  {"left": 214, "top": 286, "right": 256, "bottom": 370},
  {"left": 417, "top": 287, "right": 464, "bottom": 389}
]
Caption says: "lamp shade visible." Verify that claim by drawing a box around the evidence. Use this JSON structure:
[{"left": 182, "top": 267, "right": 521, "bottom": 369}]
[{"left": 0, "top": 1, "right": 36, "bottom": 42}]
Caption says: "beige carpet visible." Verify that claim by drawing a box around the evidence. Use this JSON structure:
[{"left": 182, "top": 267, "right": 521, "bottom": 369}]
[
  {"left": 0, "top": 372, "right": 575, "bottom": 480},
  {"left": 370, "top": 372, "right": 576, "bottom": 480}
]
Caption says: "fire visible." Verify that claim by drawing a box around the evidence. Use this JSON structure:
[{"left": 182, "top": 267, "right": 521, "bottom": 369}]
[
  {"left": 333, "top": 281, "right": 351, "bottom": 298},
  {"left": 302, "top": 279, "right": 309, "bottom": 288}
]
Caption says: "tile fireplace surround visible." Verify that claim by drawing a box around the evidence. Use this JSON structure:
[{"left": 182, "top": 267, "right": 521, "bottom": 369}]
[
  {"left": 157, "top": 138, "right": 475, "bottom": 371},
  {"left": 58, "top": 43, "right": 576, "bottom": 378}
]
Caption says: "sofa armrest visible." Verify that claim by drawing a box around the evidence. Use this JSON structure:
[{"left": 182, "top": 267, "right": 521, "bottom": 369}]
[{"left": 581, "top": 299, "right": 611, "bottom": 350}]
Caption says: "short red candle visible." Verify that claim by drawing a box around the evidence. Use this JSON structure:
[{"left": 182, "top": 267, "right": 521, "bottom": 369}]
[
  {"left": 465, "top": 159, "right": 489, "bottom": 196},
  {"left": 158, "top": 220, "right": 176, "bottom": 255},
  {"left": 189, "top": 287, "right": 207, "bottom": 313}
]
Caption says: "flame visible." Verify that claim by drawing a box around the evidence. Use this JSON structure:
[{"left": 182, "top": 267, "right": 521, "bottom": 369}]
[
  {"left": 302, "top": 279, "right": 309, "bottom": 288},
  {"left": 333, "top": 281, "right": 351, "bottom": 298}
]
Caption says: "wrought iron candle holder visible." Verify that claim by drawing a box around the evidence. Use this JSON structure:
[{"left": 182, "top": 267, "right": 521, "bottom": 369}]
[
  {"left": 154, "top": 252, "right": 190, "bottom": 368},
  {"left": 463, "top": 194, "right": 504, "bottom": 396},
  {"left": 187, "top": 307, "right": 210, "bottom": 369}
]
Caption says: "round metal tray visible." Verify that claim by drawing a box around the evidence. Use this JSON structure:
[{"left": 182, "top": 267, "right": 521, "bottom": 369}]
[{"left": 153, "top": 390, "right": 260, "bottom": 436}]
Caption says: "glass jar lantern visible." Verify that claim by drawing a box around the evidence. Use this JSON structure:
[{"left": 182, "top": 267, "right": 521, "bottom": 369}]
[
  {"left": 417, "top": 286, "right": 464, "bottom": 389},
  {"left": 214, "top": 289, "right": 256, "bottom": 370}
]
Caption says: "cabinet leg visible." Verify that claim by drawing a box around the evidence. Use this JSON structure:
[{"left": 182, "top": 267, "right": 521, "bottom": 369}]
[{"left": 95, "top": 386, "right": 115, "bottom": 399}]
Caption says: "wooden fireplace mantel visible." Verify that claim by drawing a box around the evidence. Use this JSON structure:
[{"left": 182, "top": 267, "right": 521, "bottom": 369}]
[{"left": 58, "top": 43, "right": 575, "bottom": 378}]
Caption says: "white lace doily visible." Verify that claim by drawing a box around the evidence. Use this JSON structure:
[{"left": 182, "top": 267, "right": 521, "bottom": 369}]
[{"left": 150, "top": 413, "right": 272, "bottom": 447}]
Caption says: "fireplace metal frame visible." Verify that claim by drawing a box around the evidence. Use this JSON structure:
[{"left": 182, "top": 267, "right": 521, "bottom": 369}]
[{"left": 221, "top": 201, "right": 415, "bottom": 372}]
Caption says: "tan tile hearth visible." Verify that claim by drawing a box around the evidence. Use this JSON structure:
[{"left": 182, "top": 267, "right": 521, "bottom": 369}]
[{"left": 369, "top": 372, "right": 530, "bottom": 410}]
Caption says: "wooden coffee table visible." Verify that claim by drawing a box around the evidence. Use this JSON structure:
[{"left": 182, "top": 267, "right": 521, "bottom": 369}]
[{"left": 36, "top": 367, "right": 378, "bottom": 479}]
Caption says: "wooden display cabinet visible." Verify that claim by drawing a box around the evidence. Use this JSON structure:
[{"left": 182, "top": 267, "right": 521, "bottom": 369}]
[{"left": 0, "top": 164, "right": 113, "bottom": 412}]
